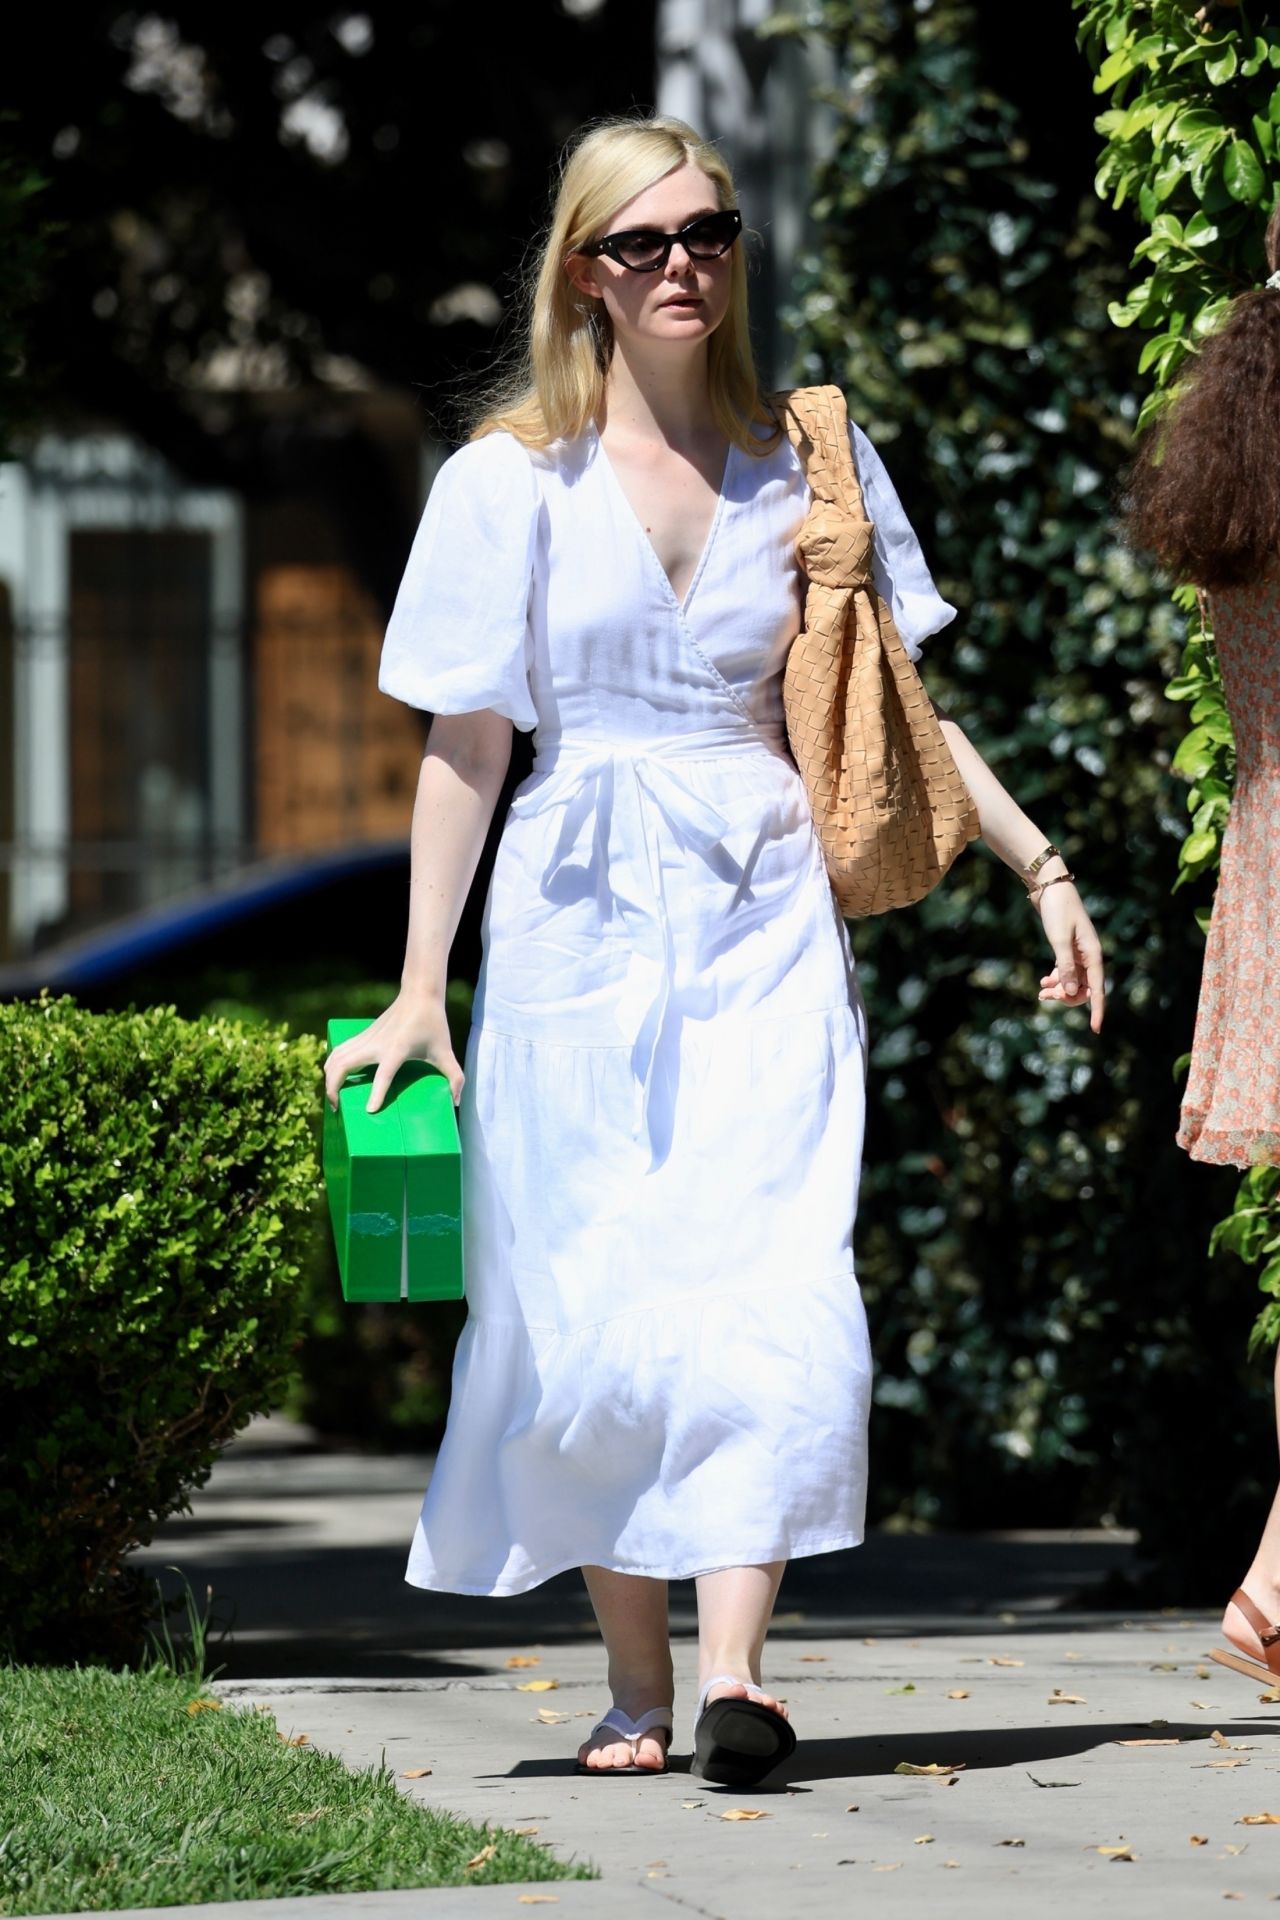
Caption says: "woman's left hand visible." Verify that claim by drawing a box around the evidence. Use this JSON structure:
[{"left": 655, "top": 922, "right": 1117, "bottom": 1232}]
[{"left": 1035, "top": 883, "right": 1105, "bottom": 1034}]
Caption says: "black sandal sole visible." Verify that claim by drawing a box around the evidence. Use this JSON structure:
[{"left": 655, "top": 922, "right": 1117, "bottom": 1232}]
[{"left": 690, "top": 1697, "right": 797, "bottom": 1787}]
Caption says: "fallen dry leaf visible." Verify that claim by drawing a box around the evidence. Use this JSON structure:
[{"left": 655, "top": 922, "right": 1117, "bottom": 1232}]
[
  {"left": 185, "top": 1699, "right": 222, "bottom": 1715},
  {"left": 886, "top": 1683, "right": 916, "bottom": 1695},
  {"left": 399, "top": 1767, "right": 432, "bottom": 1779},
  {"left": 846, "top": 1804, "right": 860, "bottom": 1813},
  {"left": 277, "top": 1733, "right": 310, "bottom": 1747},
  {"left": 1212, "top": 1730, "right": 1231, "bottom": 1748},
  {"left": 1237, "top": 1813, "right": 1280, "bottom": 1826},
  {"left": 1114, "top": 1738, "right": 1181, "bottom": 1747},
  {"left": 799, "top": 1653, "right": 829, "bottom": 1663},
  {"left": 464, "top": 1844, "right": 497, "bottom": 1871},
  {"left": 1195, "top": 1667, "right": 1212, "bottom": 1680},
  {"left": 894, "top": 1761, "right": 965, "bottom": 1777},
  {"left": 721, "top": 1808, "right": 769, "bottom": 1821},
  {"left": 1191, "top": 1701, "right": 1209, "bottom": 1710},
  {"left": 990, "top": 1657, "right": 1024, "bottom": 1668},
  {"left": 506, "top": 1655, "right": 541, "bottom": 1669},
  {"left": 515, "top": 1679, "right": 559, "bottom": 1693},
  {"left": 1220, "top": 1843, "right": 1246, "bottom": 1856},
  {"left": 915, "top": 1834, "right": 935, "bottom": 1845},
  {"left": 872, "top": 1863, "right": 902, "bottom": 1872},
  {"left": 862, "top": 1637, "right": 879, "bottom": 1646},
  {"left": 681, "top": 1800, "right": 703, "bottom": 1810},
  {"left": 996, "top": 1838, "right": 1025, "bottom": 1848},
  {"left": 1048, "top": 1691, "right": 1087, "bottom": 1706},
  {"left": 1150, "top": 1663, "right": 1178, "bottom": 1672},
  {"left": 1198, "top": 1758, "right": 1249, "bottom": 1770},
  {"left": 512, "top": 1825, "right": 540, "bottom": 1836},
  {"left": 944, "top": 1859, "right": 960, "bottom": 1868},
  {"left": 516, "top": 1899, "right": 560, "bottom": 1907},
  {"left": 946, "top": 1689, "right": 970, "bottom": 1700},
  {"left": 1064, "top": 1651, "right": 1081, "bottom": 1661},
  {"left": 1027, "top": 1775, "right": 1080, "bottom": 1788},
  {"left": 1259, "top": 1688, "right": 1280, "bottom": 1704},
  {"left": 1088, "top": 1845, "right": 1135, "bottom": 1861},
  {"left": 535, "top": 1709, "right": 570, "bottom": 1725},
  {"left": 1190, "top": 1835, "right": 1208, "bottom": 1846}
]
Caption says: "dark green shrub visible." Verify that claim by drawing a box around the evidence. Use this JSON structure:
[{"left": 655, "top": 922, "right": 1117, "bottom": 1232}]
[{"left": 0, "top": 993, "right": 322, "bottom": 1663}]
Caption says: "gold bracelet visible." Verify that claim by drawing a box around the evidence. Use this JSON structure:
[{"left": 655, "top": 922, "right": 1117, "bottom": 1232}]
[
  {"left": 1028, "top": 871, "right": 1077, "bottom": 904},
  {"left": 1022, "top": 843, "right": 1062, "bottom": 888}
]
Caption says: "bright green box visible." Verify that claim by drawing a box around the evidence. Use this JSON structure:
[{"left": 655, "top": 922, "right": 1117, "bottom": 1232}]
[{"left": 322, "top": 1017, "right": 464, "bottom": 1303}]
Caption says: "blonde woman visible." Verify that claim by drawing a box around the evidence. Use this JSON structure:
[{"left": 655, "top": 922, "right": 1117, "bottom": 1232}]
[{"left": 323, "top": 114, "right": 1104, "bottom": 1785}]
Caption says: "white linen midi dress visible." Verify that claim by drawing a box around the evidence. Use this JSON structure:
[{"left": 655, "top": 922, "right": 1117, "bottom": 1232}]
[{"left": 378, "top": 408, "right": 955, "bottom": 1596}]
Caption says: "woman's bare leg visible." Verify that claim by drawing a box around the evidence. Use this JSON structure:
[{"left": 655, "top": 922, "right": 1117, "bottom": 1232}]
[
  {"left": 1224, "top": 1346, "right": 1280, "bottom": 1661},
  {"left": 694, "top": 1559, "right": 790, "bottom": 1721},
  {"left": 577, "top": 1566, "right": 674, "bottom": 1770}
]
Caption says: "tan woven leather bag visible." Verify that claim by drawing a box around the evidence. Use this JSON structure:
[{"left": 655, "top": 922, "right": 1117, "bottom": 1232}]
[{"left": 773, "top": 384, "right": 979, "bottom": 918}]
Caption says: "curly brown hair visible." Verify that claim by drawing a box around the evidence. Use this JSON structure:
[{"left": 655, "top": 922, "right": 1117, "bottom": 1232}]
[{"left": 1123, "top": 203, "right": 1280, "bottom": 590}]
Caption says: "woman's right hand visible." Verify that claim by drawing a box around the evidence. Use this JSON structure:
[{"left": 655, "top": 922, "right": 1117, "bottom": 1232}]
[{"left": 323, "top": 990, "right": 465, "bottom": 1115}]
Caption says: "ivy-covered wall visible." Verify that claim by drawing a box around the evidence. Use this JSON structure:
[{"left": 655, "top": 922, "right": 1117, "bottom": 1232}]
[
  {"left": 773, "top": 0, "right": 1268, "bottom": 1588},
  {"left": 1079, "top": 0, "right": 1280, "bottom": 1351}
]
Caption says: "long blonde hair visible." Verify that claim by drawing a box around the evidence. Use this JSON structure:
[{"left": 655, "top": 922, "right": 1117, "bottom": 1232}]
[{"left": 469, "top": 114, "right": 778, "bottom": 455}]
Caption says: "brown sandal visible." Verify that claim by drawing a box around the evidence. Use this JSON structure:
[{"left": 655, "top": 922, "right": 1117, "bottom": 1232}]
[{"left": 1210, "top": 1588, "right": 1280, "bottom": 1689}]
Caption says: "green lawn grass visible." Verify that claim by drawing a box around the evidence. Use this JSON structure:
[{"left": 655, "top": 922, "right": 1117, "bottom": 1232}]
[{"left": 0, "top": 1662, "right": 596, "bottom": 1914}]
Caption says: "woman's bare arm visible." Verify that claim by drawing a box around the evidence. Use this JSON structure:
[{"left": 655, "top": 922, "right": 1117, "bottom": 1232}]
[
  {"left": 939, "top": 715, "right": 1106, "bottom": 1034},
  {"left": 323, "top": 709, "right": 513, "bottom": 1112}
]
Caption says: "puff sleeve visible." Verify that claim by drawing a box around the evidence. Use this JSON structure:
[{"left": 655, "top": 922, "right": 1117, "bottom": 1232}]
[
  {"left": 378, "top": 432, "right": 540, "bottom": 731},
  {"left": 849, "top": 422, "right": 956, "bottom": 665}
]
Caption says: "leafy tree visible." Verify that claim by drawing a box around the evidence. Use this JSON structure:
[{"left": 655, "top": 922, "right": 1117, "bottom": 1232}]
[
  {"left": 1079, "top": 0, "right": 1280, "bottom": 1352},
  {"left": 770, "top": 0, "right": 1266, "bottom": 1585},
  {"left": 4, "top": 5, "right": 655, "bottom": 608}
]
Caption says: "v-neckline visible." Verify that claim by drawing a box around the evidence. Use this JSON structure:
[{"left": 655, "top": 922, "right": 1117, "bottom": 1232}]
[{"left": 592, "top": 426, "right": 735, "bottom": 618}]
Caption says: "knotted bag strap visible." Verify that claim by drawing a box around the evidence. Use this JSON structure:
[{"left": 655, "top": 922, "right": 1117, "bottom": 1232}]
[{"left": 770, "top": 384, "right": 877, "bottom": 605}]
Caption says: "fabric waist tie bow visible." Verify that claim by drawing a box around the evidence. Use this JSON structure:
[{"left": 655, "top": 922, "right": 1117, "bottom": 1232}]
[{"left": 513, "top": 725, "right": 791, "bottom": 1169}]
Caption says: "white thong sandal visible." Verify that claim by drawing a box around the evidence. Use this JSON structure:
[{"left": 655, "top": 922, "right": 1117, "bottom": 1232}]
[
  {"left": 574, "top": 1704, "right": 674, "bottom": 1776},
  {"left": 691, "top": 1673, "right": 796, "bottom": 1787}
]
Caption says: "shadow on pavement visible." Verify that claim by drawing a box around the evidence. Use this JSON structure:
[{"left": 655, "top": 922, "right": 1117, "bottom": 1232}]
[
  {"left": 489, "top": 1718, "right": 1271, "bottom": 1783},
  {"left": 132, "top": 1420, "right": 1155, "bottom": 1681}
]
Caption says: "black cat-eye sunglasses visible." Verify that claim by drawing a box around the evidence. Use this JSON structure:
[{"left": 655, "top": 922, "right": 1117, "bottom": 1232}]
[{"left": 579, "top": 208, "right": 743, "bottom": 274}]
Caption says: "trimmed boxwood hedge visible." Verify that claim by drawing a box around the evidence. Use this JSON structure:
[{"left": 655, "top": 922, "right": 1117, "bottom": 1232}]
[{"left": 0, "top": 994, "right": 323, "bottom": 1663}]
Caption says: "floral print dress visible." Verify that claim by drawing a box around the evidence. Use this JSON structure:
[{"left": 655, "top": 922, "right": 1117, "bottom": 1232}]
[{"left": 1179, "top": 573, "right": 1280, "bottom": 1166}]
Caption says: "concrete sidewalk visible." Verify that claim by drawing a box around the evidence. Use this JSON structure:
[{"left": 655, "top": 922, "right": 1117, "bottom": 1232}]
[
  {"left": 215, "top": 1624, "right": 1280, "bottom": 1914},
  {"left": 108, "top": 1419, "right": 1280, "bottom": 1916}
]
